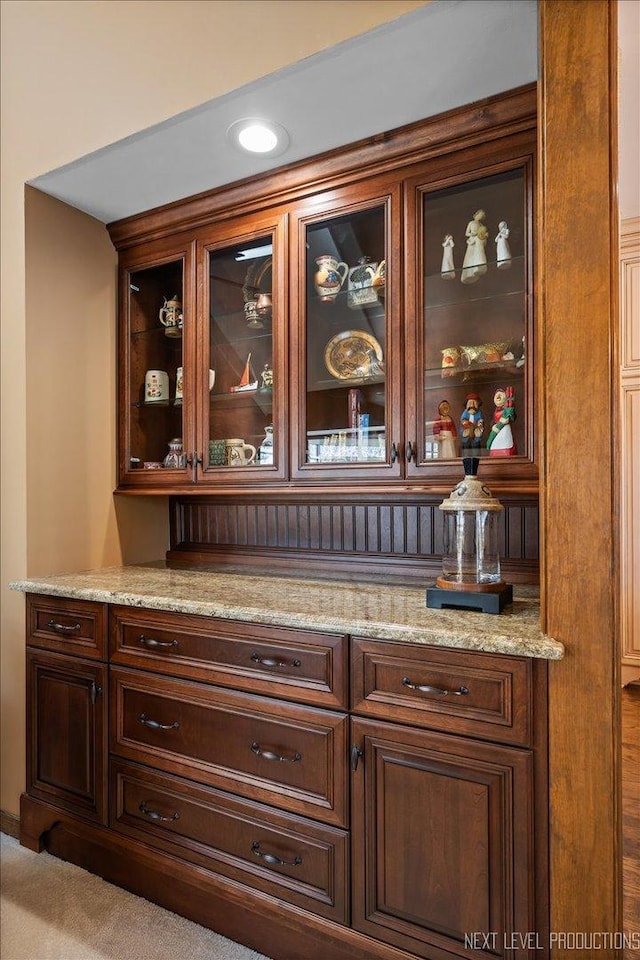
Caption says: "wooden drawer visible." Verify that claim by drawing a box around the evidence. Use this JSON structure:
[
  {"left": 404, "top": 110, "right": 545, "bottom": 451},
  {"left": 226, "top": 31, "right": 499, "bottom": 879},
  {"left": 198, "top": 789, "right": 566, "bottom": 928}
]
[
  {"left": 111, "top": 759, "right": 349, "bottom": 923},
  {"left": 109, "top": 606, "right": 347, "bottom": 710},
  {"left": 110, "top": 666, "right": 348, "bottom": 826},
  {"left": 351, "top": 638, "right": 533, "bottom": 746},
  {"left": 27, "top": 594, "right": 107, "bottom": 660}
]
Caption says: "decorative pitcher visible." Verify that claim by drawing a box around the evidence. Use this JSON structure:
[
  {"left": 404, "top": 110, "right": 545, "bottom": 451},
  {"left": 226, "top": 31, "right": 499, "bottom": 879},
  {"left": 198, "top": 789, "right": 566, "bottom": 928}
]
[
  {"left": 347, "top": 257, "right": 379, "bottom": 309},
  {"left": 314, "top": 255, "right": 348, "bottom": 303}
]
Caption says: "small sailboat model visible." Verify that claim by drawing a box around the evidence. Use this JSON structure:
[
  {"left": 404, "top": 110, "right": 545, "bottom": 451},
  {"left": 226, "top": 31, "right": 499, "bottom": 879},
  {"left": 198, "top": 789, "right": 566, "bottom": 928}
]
[{"left": 230, "top": 352, "right": 259, "bottom": 393}]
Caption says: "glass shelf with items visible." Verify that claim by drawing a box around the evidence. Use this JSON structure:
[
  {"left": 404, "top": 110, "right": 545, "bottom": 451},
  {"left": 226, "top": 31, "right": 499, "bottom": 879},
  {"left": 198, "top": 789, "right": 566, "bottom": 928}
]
[
  {"left": 122, "top": 254, "right": 193, "bottom": 482},
  {"left": 203, "top": 225, "right": 284, "bottom": 475},
  {"left": 412, "top": 162, "right": 531, "bottom": 472},
  {"left": 424, "top": 256, "right": 526, "bottom": 309},
  {"left": 306, "top": 425, "right": 386, "bottom": 465},
  {"left": 298, "top": 197, "right": 394, "bottom": 476}
]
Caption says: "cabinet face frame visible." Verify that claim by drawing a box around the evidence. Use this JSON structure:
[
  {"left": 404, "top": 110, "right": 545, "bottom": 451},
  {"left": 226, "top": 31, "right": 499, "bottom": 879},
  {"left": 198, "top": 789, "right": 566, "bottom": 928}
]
[
  {"left": 194, "top": 210, "right": 289, "bottom": 483},
  {"left": 404, "top": 141, "right": 537, "bottom": 486},
  {"left": 117, "top": 234, "right": 197, "bottom": 488},
  {"left": 289, "top": 179, "right": 403, "bottom": 481}
]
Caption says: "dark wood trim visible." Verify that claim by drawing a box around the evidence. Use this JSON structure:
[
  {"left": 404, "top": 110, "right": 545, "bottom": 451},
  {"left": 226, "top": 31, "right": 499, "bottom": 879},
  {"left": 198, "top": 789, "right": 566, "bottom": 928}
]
[
  {"left": 1, "top": 810, "right": 20, "bottom": 839},
  {"left": 538, "top": 0, "right": 620, "bottom": 951},
  {"left": 108, "top": 84, "right": 537, "bottom": 250},
  {"left": 19, "top": 794, "right": 426, "bottom": 960}
]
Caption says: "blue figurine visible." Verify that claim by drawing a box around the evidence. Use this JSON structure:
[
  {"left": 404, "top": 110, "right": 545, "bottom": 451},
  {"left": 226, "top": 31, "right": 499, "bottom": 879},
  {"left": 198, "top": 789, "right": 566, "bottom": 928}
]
[{"left": 460, "top": 393, "right": 484, "bottom": 450}]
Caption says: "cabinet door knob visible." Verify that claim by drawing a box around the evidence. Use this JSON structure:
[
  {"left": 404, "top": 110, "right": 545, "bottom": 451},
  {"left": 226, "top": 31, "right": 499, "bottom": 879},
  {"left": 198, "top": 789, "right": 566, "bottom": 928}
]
[
  {"left": 402, "top": 677, "right": 469, "bottom": 697},
  {"left": 390, "top": 442, "right": 400, "bottom": 463},
  {"left": 251, "top": 841, "right": 302, "bottom": 867},
  {"left": 351, "top": 744, "right": 364, "bottom": 772},
  {"left": 251, "top": 742, "right": 302, "bottom": 763},
  {"left": 406, "top": 440, "right": 417, "bottom": 462},
  {"left": 90, "top": 681, "right": 102, "bottom": 705}
]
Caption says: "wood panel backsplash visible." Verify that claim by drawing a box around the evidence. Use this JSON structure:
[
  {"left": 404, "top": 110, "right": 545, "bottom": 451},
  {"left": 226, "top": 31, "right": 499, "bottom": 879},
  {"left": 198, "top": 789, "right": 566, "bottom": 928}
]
[{"left": 168, "top": 496, "right": 539, "bottom": 583}]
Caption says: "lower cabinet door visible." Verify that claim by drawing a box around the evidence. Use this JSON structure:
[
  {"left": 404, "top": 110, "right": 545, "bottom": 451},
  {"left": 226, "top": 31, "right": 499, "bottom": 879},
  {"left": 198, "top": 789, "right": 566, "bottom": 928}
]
[
  {"left": 26, "top": 649, "right": 107, "bottom": 823},
  {"left": 350, "top": 717, "right": 535, "bottom": 960},
  {"left": 111, "top": 759, "right": 349, "bottom": 923}
]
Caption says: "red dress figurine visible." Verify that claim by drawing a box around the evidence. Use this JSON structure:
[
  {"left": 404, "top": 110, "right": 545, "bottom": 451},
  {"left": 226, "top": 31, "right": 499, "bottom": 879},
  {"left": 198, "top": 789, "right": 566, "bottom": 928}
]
[
  {"left": 433, "top": 399, "right": 458, "bottom": 459},
  {"left": 486, "top": 386, "right": 517, "bottom": 456}
]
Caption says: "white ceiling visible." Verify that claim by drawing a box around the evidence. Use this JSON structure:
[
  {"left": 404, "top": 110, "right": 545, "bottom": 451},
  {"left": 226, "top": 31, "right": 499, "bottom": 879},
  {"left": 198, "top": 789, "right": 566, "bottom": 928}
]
[{"left": 29, "top": 0, "right": 538, "bottom": 226}]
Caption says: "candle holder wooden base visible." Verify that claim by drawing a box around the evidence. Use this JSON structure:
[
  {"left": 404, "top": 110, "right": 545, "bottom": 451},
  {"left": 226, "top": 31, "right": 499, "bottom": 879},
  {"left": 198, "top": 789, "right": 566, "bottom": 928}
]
[{"left": 426, "top": 582, "right": 513, "bottom": 614}]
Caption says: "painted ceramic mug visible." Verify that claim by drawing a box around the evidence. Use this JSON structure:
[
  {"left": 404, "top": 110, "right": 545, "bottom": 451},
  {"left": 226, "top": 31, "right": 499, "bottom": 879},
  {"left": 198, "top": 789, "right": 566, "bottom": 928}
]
[
  {"left": 145, "top": 369, "right": 169, "bottom": 402},
  {"left": 225, "top": 438, "right": 256, "bottom": 466}
]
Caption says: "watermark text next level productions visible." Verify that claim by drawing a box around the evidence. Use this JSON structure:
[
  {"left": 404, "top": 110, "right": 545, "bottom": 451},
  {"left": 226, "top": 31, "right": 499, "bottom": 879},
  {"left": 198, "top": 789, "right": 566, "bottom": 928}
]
[{"left": 464, "top": 931, "right": 640, "bottom": 951}]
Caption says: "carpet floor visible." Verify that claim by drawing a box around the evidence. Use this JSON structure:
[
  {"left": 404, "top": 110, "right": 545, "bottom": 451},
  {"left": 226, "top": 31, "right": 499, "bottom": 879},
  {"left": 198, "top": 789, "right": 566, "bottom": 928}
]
[{"left": 0, "top": 833, "right": 273, "bottom": 960}]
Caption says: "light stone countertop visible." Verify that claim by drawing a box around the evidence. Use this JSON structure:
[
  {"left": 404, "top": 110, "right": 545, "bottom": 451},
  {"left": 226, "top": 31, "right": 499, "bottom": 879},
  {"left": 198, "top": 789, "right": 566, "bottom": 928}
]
[{"left": 10, "top": 562, "right": 564, "bottom": 661}]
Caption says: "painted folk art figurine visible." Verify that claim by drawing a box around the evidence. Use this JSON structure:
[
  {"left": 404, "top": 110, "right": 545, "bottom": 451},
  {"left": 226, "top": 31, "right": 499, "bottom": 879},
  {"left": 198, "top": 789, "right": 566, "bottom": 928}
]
[
  {"left": 486, "top": 386, "right": 517, "bottom": 456},
  {"left": 433, "top": 399, "right": 458, "bottom": 459},
  {"left": 460, "top": 393, "right": 485, "bottom": 450},
  {"left": 461, "top": 209, "right": 488, "bottom": 283}
]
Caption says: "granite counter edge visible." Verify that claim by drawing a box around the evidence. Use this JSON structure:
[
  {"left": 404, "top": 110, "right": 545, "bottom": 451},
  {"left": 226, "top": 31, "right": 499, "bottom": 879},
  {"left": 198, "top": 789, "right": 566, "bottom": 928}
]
[{"left": 9, "top": 579, "right": 565, "bottom": 661}]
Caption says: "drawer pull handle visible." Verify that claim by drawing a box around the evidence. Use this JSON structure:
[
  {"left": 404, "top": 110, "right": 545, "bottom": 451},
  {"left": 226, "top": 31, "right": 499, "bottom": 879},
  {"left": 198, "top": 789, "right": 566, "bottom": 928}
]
[
  {"left": 139, "top": 801, "right": 180, "bottom": 823},
  {"left": 250, "top": 653, "right": 302, "bottom": 669},
  {"left": 138, "top": 713, "right": 180, "bottom": 731},
  {"left": 251, "top": 742, "right": 302, "bottom": 764},
  {"left": 402, "top": 677, "right": 469, "bottom": 697},
  {"left": 138, "top": 634, "right": 180, "bottom": 650},
  {"left": 47, "top": 619, "right": 81, "bottom": 634},
  {"left": 251, "top": 841, "right": 302, "bottom": 867}
]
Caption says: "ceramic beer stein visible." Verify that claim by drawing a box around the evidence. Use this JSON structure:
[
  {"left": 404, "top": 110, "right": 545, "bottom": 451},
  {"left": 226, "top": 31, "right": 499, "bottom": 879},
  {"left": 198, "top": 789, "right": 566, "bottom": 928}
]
[
  {"left": 314, "top": 255, "right": 348, "bottom": 302},
  {"left": 225, "top": 438, "right": 257, "bottom": 466},
  {"left": 145, "top": 370, "right": 169, "bottom": 402},
  {"left": 174, "top": 366, "right": 183, "bottom": 403},
  {"left": 159, "top": 295, "right": 183, "bottom": 337}
]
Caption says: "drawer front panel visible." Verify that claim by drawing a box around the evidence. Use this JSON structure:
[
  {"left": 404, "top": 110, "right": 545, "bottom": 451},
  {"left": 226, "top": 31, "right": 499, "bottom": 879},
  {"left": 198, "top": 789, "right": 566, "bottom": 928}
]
[
  {"left": 110, "top": 667, "right": 348, "bottom": 825},
  {"left": 351, "top": 638, "right": 532, "bottom": 746},
  {"left": 109, "top": 606, "right": 347, "bottom": 709},
  {"left": 111, "top": 759, "right": 349, "bottom": 923},
  {"left": 27, "top": 594, "right": 107, "bottom": 659}
]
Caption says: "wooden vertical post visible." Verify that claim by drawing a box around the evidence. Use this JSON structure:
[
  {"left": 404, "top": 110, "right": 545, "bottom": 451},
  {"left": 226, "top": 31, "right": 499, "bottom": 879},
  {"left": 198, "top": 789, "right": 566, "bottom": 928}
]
[{"left": 538, "top": 1, "right": 621, "bottom": 955}]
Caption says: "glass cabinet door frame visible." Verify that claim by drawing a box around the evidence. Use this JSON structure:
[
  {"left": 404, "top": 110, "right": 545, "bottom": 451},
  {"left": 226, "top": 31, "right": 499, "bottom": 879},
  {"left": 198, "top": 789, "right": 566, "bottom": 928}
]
[
  {"left": 194, "top": 211, "right": 289, "bottom": 483},
  {"left": 118, "top": 236, "right": 197, "bottom": 488},
  {"left": 290, "top": 181, "right": 403, "bottom": 482},
  {"left": 404, "top": 149, "right": 536, "bottom": 487}
]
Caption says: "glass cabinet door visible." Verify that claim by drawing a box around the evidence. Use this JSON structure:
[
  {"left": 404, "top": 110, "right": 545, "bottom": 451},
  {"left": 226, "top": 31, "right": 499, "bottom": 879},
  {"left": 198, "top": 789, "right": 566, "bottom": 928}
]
[
  {"left": 200, "top": 220, "right": 285, "bottom": 480},
  {"left": 408, "top": 164, "right": 533, "bottom": 478},
  {"left": 121, "top": 252, "right": 194, "bottom": 484},
  {"left": 293, "top": 193, "right": 400, "bottom": 479}
]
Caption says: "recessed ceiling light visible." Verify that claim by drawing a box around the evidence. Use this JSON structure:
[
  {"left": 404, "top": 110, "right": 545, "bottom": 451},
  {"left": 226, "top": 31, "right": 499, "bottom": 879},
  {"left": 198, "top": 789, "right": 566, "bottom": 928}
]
[{"left": 227, "top": 118, "right": 290, "bottom": 157}]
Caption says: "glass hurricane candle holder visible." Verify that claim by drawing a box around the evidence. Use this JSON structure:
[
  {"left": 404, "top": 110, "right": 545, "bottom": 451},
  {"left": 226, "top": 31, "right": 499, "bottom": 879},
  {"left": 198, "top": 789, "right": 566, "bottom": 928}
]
[{"left": 427, "top": 458, "right": 513, "bottom": 614}]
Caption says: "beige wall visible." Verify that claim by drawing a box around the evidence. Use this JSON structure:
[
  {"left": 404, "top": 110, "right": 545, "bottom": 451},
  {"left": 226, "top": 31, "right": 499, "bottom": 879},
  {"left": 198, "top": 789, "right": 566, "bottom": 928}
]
[{"left": 1, "top": 0, "right": 426, "bottom": 818}]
